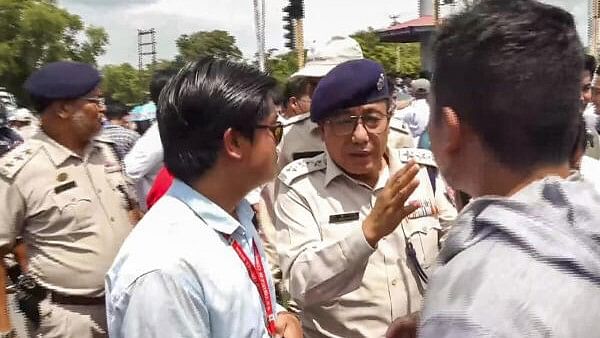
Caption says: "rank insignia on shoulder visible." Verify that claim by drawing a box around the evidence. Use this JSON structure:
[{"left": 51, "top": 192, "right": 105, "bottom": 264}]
[
  {"left": 407, "top": 199, "right": 438, "bottom": 219},
  {"left": 398, "top": 148, "right": 437, "bottom": 167},
  {"left": 54, "top": 181, "right": 77, "bottom": 194},
  {"left": 329, "top": 212, "right": 359, "bottom": 223}
]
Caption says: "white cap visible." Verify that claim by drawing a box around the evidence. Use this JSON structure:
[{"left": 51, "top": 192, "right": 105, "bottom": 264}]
[
  {"left": 8, "top": 108, "right": 35, "bottom": 122},
  {"left": 291, "top": 36, "right": 364, "bottom": 78}
]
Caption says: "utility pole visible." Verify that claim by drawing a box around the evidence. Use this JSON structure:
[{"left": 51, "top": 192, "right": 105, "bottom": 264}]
[
  {"left": 283, "top": 0, "right": 305, "bottom": 68},
  {"left": 253, "top": 0, "right": 266, "bottom": 71}
]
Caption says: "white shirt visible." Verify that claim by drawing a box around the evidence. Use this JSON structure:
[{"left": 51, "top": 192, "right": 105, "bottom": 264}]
[
  {"left": 394, "top": 98, "right": 431, "bottom": 143},
  {"left": 123, "top": 123, "right": 163, "bottom": 210},
  {"left": 580, "top": 156, "right": 600, "bottom": 192},
  {"left": 106, "top": 179, "right": 281, "bottom": 338}
]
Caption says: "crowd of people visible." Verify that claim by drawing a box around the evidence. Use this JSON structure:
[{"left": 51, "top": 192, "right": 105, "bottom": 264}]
[{"left": 0, "top": 0, "right": 599, "bottom": 337}]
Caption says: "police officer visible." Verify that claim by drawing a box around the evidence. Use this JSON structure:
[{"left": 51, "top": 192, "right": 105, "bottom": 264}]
[
  {"left": 0, "top": 61, "right": 136, "bottom": 338},
  {"left": 277, "top": 36, "right": 414, "bottom": 170},
  {"left": 274, "top": 59, "right": 456, "bottom": 338}
]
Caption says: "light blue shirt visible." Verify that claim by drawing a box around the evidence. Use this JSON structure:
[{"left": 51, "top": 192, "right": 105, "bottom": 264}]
[{"left": 106, "top": 179, "right": 280, "bottom": 338}]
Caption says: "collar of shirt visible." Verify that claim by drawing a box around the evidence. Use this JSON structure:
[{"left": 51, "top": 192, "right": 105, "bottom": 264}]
[
  {"left": 323, "top": 149, "right": 391, "bottom": 191},
  {"left": 33, "top": 131, "right": 101, "bottom": 166},
  {"left": 166, "top": 178, "right": 255, "bottom": 238}
]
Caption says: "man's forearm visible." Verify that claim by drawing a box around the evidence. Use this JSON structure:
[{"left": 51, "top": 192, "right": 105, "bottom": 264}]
[{"left": 0, "top": 259, "right": 12, "bottom": 332}]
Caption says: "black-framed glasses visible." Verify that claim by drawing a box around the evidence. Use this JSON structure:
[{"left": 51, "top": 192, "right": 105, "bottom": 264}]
[
  {"left": 256, "top": 122, "right": 283, "bottom": 145},
  {"left": 82, "top": 96, "right": 105, "bottom": 107},
  {"left": 325, "top": 112, "right": 390, "bottom": 136}
]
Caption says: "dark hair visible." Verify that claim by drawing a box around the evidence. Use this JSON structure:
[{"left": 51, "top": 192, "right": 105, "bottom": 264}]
[
  {"left": 104, "top": 101, "right": 129, "bottom": 120},
  {"left": 432, "top": 0, "right": 583, "bottom": 171},
  {"left": 585, "top": 55, "right": 597, "bottom": 78},
  {"left": 150, "top": 69, "right": 177, "bottom": 103},
  {"left": 283, "top": 77, "right": 311, "bottom": 108},
  {"left": 135, "top": 120, "right": 153, "bottom": 135},
  {"left": 29, "top": 95, "right": 53, "bottom": 114},
  {"left": 158, "top": 57, "right": 278, "bottom": 184}
]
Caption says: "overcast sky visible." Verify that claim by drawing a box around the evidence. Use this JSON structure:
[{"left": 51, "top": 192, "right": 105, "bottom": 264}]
[{"left": 57, "top": 0, "right": 588, "bottom": 66}]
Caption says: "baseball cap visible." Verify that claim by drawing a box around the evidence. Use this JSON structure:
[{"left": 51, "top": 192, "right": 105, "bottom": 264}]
[{"left": 410, "top": 78, "right": 430, "bottom": 94}]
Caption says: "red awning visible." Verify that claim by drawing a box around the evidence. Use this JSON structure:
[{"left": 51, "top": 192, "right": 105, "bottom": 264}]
[{"left": 377, "top": 15, "right": 436, "bottom": 43}]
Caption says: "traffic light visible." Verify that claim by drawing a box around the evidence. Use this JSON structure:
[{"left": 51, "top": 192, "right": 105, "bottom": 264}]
[
  {"left": 283, "top": 16, "right": 295, "bottom": 49},
  {"left": 283, "top": 0, "right": 304, "bottom": 50}
]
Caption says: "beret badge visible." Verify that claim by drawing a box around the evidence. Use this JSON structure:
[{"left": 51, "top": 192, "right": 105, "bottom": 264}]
[{"left": 377, "top": 73, "right": 385, "bottom": 91}]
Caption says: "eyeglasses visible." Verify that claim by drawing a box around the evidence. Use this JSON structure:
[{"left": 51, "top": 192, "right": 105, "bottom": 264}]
[
  {"left": 82, "top": 97, "right": 105, "bottom": 107},
  {"left": 325, "top": 112, "right": 390, "bottom": 136},
  {"left": 256, "top": 122, "right": 284, "bottom": 145}
]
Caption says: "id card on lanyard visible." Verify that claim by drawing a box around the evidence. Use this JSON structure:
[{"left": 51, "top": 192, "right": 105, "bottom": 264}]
[{"left": 223, "top": 234, "right": 277, "bottom": 337}]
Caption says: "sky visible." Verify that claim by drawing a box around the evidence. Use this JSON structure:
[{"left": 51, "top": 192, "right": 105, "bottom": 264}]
[{"left": 57, "top": 0, "right": 589, "bottom": 66}]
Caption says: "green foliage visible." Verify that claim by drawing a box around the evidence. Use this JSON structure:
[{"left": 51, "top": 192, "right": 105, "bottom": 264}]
[
  {"left": 175, "top": 30, "right": 243, "bottom": 63},
  {"left": 265, "top": 50, "right": 298, "bottom": 84},
  {"left": 351, "top": 28, "right": 421, "bottom": 77},
  {"left": 0, "top": 0, "right": 109, "bottom": 105},
  {"left": 101, "top": 63, "right": 150, "bottom": 105}
]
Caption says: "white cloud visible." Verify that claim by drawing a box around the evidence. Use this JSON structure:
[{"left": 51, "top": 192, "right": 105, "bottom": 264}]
[{"left": 57, "top": 0, "right": 588, "bottom": 66}]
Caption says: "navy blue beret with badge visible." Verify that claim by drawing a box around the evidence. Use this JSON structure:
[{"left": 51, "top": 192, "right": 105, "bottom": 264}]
[
  {"left": 310, "top": 59, "right": 390, "bottom": 122},
  {"left": 24, "top": 61, "right": 101, "bottom": 100}
]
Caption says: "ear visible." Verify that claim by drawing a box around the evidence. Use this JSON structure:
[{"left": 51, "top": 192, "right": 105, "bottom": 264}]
[
  {"left": 223, "top": 128, "right": 244, "bottom": 160},
  {"left": 288, "top": 97, "right": 298, "bottom": 109},
  {"left": 56, "top": 100, "right": 74, "bottom": 119},
  {"left": 441, "top": 107, "right": 462, "bottom": 153}
]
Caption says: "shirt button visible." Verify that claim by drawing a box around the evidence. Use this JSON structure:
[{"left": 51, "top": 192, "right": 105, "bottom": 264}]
[
  {"left": 97, "top": 189, "right": 102, "bottom": 193},
  {"left": 391, "top": 279, "right": 398, "bottom": 286},
  {"left": 110, "top": 217, "right": 115, "bottom": 222}
]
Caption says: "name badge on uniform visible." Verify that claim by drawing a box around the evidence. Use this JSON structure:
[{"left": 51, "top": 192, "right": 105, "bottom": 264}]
[
  {"left": 54, "top": 181, "right": 77, "bottom": 194},
  {"left": 329, "top": 212, "right": 359, "bottom": 224},
  {"left": 407, "top": 199, "right": 437, "bottom": 219}
]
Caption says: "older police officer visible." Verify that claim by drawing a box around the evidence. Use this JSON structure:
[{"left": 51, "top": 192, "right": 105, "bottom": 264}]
[
  {"left": 0, "top": 61, "right": 136, "bottom": 338},
  {"left": 274, "top": 59, "right": 456, "bottom": 338}
]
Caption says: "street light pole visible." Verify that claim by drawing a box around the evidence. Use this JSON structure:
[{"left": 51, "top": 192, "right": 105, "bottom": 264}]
[{"left": 253, "top": 0, "right": 266, "bottom": 71}]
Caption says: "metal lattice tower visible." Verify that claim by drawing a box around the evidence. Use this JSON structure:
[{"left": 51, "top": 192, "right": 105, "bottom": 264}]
[
  {"left": 137, "top": 28, "right": 157, "bottom": 71},
  {"left": 590, "top": 0, "right": 600, "bottom": 57}
]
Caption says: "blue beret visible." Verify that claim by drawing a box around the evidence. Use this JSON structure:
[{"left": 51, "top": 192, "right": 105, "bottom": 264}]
[
  {"left": 310, "top": 59, "right": 390, "bottom": 122},
  {"left": 24, "top": 61, "right": 101, "bottom": 100}
]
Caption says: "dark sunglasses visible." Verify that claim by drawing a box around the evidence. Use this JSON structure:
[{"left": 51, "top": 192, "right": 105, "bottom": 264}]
[{"left": 256, "top": 123, "right": 283, "bottom": 145}]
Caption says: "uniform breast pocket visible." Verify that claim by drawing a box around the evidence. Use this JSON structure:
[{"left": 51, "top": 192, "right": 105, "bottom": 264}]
[
  {"left": 403, "top": 217, "right": 441, "bottom": 270},
  {"left": 319, "top": 212, "right": 362, "bottom": 243},
  {"left": 51, "top": 184, "right": 95, "bottom": 230}
]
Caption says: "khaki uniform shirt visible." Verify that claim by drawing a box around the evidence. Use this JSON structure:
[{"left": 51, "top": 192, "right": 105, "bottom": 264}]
[
  {"left": 0, "top": 132, "right": 134, "bottom": 297},
  {"left": 274, "top": 148, "right": 456, "bottom": 338},
  {"left": 277, "top": 113, "right": 415, "bottom": 170}
]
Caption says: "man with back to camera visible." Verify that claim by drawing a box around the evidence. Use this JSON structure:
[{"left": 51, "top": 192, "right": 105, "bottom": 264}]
[
  {"left": 412, "top": 1, "right": 600, "bottom": 337},
  {"left": 106, "top": 57, "right": 302, "bottom": 338}
]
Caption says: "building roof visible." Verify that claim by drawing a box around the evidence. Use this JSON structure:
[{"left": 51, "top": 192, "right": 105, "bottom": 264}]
[{"left": 377, "top": 15, "right": 436, "bottom": 43}]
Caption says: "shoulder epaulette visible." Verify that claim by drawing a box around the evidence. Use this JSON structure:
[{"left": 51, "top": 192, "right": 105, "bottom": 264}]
[
  {"left": 0, "top": 142, "right": 42, "bottom": 179},
  {"left": 278, "top": 153, "right": 326, "bottom": 186},
  {"left": 397, "top": 148, "right": 437, "bottom": 167},
  {"left": 282, "top": 113, "right": 311, "bottom": 127},
  {"left": 389, "top": 118, "right": 411, "bottom": 135}
]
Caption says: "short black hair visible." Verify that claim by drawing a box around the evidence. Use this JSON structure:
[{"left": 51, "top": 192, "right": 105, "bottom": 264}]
[
  {"left": 585, "top": 55, "right": 596, "bottom": 77},
  {"left": 158, "top": 57, "right": 278, "bottom": 184},
  {"left": 150, "top": 69, "right": 177, "bottom": 104},
  {"left": 432, "top": 0, "right": 583, "bottom": 171},
  {"left": 104, "top": 101, "right": 129, "bottom": 120},
  {"left": 283, "top": 77, "right": 311, "bottom": 108}
]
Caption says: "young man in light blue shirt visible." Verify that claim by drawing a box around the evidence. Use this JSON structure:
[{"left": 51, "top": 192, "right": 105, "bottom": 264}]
[{"left": 106, "top": 58, "right": 302, "bottom": 338}]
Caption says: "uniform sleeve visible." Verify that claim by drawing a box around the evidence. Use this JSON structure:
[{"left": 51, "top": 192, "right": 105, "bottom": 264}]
[
  {"left": 123, "top": 123, "right": 163, "bottom": 181},
  {"left": 274, "top": 184, "right": 375, "bottom": 307},
  {"left": 115, "top": 270, "right": 209, "bottom": 338},
  {"left": 0, "top": 178, "right": 25, "bottom": 251}
]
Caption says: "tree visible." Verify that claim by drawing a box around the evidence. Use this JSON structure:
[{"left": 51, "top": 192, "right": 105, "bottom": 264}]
[
  {"left": 264, "top": 49, "right": 298, "bottom": 84},
  {"left": 175, "top": 30, "right": 242, "bottom": 64},
  {"left": 351, "top": 28, "right": 421, "bottom": 77},
  {"left": 0, "top": 0, "right": 109, "bottom": 105},
  {"left": 101, "top": 63, "right": 150, "bottom": 105}
]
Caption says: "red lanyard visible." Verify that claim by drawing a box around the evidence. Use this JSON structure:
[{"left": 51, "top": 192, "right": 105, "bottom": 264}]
[{"left": 225, "top": 235, "right": 277, "bottom": 336}]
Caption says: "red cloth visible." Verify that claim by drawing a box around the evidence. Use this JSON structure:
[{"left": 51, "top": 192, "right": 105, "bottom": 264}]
[{"left": 146, "top": 166, "right": 174, "bottom": 209}]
